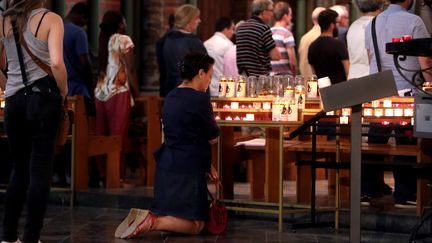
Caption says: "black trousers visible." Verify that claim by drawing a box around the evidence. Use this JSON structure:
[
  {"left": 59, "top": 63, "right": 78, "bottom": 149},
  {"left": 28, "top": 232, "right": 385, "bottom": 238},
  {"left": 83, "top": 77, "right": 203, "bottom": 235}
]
[
  {"left": 2, "top": 89, "right": 61, "bottom": 243},
  {"left": 362, "top": 123, "right": 416, "bottom": 201}
]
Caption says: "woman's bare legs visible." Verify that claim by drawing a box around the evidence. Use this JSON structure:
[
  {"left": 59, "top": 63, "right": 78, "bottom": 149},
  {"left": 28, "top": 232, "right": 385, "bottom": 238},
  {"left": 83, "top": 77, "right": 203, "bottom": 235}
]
[{"left": 152, "top": 216, "right": 204, "bottom": 235}]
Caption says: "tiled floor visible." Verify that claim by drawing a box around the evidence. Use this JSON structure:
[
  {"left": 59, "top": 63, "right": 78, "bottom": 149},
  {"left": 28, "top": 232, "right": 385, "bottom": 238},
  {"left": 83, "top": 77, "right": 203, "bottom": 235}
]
[{"left": 0, "top": 205, "right": 414, "bottom": 243}]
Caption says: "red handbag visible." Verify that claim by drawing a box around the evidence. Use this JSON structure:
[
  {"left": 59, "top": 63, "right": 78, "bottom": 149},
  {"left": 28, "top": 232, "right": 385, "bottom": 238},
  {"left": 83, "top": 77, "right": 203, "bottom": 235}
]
[{"left": 204, "top": 180, "right": 227, "bottom": 234}]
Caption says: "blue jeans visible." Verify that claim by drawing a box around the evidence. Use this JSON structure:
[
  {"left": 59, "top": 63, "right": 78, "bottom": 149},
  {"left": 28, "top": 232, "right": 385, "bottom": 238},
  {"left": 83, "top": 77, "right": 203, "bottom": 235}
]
[{"left": 2, "top": 88, "right": 62, "bottom": 243}]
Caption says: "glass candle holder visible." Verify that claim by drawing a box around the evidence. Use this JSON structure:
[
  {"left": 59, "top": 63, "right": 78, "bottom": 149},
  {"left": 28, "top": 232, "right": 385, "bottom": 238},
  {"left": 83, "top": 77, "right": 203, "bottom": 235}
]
[
  {"left": 363, "top": 108, "right": 373, "bottom": 116},
  {"left": 385, "top": 108, "right": 394, "bottom": 117},
  {"left": 340, "top": 116, "right": 349, "bottom": 124},
  {"left": 374, "top": 108, "right": 383, "bottom": 117},
  {"left": 383, "top": 99, "right": 392, "bottom": 108}
]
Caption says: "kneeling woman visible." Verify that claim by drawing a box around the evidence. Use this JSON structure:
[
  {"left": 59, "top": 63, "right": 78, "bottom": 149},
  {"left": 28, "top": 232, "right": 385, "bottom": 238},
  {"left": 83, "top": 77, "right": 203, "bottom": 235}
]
[{"left": 118, "top": 53, "right": 220, "bottom": 238}]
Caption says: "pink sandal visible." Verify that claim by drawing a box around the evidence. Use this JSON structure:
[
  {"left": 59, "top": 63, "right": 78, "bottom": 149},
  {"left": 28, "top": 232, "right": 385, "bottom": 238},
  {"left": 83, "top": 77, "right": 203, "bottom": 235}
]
[{"left": 120, "top": 211, "right": 157, "bottom": 239}]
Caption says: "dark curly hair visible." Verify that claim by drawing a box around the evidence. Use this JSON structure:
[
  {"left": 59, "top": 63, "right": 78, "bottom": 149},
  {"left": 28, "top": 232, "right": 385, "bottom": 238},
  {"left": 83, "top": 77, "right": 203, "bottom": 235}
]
[
  {"left": 179, "top": 53, "right": 214, "bottom": 81},
  {"left": 98, "top": 11, "right": 124, "bottom": 75}
]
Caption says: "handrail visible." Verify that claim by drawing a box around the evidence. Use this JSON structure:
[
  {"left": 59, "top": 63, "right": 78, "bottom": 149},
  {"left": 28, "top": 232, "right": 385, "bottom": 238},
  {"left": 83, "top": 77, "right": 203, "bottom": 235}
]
[{"left": 288, "top": 110, "right": 326, "bottom": 139}]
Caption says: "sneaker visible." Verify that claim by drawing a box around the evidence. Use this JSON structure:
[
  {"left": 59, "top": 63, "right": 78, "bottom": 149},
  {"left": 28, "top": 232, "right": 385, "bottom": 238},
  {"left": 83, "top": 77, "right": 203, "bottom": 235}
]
[
  {"left": 395, "top": 200, "right": 416, "bottom": 208},
  {"left": 361, "top": 195, "right": 371, "bottom": 206}
]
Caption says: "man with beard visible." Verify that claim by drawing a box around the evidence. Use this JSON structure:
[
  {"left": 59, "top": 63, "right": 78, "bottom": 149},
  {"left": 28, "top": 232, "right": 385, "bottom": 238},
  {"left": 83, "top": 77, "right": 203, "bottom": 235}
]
[{"left": 308, "top": 9, "right": 349, "bottom": 84}]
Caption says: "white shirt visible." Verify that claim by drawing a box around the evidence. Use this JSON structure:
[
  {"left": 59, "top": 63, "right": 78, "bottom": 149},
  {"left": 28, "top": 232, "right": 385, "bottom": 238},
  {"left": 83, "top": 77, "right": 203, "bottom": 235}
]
[
  {"left": 223, "top": 45, "right": 238, "bottom": 77},
  {"left": 204, "top": 32, "right": 233, "bottom": 96},
  {"left": 298, "top": 25, "right": 321, "bottom": 79},
  {"left": 347, "top": 15, "right": 374, "bottom": 79}
]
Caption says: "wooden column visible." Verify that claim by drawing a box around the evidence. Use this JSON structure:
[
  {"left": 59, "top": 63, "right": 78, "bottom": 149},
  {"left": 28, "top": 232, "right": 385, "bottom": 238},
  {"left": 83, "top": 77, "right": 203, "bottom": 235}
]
[
  {"left": 145, "top": 96, "right": 162, "bottom": 186},
  {"left": 265, "top": 127, "right": 281, "bottom": 202},
  {"left": 220, "top": 126, "right": 235, "bottom": 199}
]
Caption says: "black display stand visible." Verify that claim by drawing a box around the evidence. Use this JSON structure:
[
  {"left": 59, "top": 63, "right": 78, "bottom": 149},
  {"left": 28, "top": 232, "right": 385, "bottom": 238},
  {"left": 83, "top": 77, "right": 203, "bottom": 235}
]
[{"left": 319, "top": 71, "right": 398, "bottom": 243}]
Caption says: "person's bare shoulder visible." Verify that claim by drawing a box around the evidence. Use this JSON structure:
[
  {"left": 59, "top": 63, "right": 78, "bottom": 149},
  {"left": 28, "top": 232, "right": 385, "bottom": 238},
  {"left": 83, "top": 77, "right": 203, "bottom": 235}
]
[{"left": 44, "top": 11, "right": 63, "bottom": 26}]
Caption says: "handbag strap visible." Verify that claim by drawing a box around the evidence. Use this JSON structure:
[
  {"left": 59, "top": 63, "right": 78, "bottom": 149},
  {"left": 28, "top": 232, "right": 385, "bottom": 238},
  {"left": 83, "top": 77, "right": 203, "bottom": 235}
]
[
  {"left": 12, "top": 23, "right": 29, "bottom": 86},
  {"left": 207, "top": 180, "right": 225, "bottom": 201},
  {"left": 12, "top": 11, "right": 53, "bottom": 79},
  {"left": 371, "top": 16, "right": 382, "bottom": 72}
]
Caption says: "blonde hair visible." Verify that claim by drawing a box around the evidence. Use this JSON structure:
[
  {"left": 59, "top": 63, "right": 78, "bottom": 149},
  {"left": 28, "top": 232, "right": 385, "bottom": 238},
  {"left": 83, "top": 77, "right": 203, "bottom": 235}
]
[{"left": 174, "top": 4, "right": 200, "bottom": 29}]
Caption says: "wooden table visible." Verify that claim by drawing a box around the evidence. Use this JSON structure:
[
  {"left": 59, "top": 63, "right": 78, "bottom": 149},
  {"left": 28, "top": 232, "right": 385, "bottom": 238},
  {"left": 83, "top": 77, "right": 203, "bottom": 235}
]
[{"left": 216, "top": 120, "right": 301, "bottom": 232}]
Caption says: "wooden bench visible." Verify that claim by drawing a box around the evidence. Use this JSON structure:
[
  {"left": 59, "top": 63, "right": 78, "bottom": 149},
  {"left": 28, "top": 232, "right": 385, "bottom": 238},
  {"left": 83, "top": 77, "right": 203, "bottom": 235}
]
[
  {"left": 239, "top": 138, "right": 432, "bottom": 215},
  {"left": 132, "top": 96, "right": 163, "bottom": 186},
  {"left": 68, "top": 96, "right": 122, "bottom": 190}
]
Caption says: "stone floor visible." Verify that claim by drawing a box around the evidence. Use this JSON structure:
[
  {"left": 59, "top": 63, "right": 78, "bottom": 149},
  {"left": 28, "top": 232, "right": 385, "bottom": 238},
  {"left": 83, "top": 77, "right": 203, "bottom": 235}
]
[{"left": 0, "top": 205, "right": 417, "bottom": 243}]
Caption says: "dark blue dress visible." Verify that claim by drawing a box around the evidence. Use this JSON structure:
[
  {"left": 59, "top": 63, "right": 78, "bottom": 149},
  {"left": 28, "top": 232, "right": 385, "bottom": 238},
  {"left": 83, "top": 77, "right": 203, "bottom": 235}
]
[{"left": 151, "top": 88, "right": 220, "bottom": 220}]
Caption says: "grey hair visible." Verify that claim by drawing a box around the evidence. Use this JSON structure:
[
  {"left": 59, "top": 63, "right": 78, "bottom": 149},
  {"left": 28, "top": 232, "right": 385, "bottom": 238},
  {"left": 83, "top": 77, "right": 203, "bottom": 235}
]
[
  {"left": 330, "top": 5, "right": 348, "bottom": 17},
  {"left": 355, "top": 0, "right": 384, "bottom": 13},
  {"left": 251, "top": 0, "right": 274, "bottom": 16}
]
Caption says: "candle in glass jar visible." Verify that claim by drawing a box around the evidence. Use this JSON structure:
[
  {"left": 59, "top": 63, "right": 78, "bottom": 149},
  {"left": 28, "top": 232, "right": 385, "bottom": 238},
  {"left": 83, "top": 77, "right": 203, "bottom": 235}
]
[
  {"left": 284, "top": 85, "right": 294, "bottom": 99},
  {"left": 394, "top": 108, "right": 403, "bottom": 116},
  {"left": 307, "top": 76, "right": 318, "bottom": 98},
  {"left": 383, "top": 99, "right": 392, "bottom": 108},
  {"left": 218, "top": 77, "right": 227, "bottom": 97},
  {"left": 340, "top": 116, "right": 349, "bottom": 124},
  {"left": 404, "top": 108, "right": 413, "bottom": 117},
  {"left": 231, "top": 102, "right": 239, "bottom": 109},
  {"left": 363, "top": 108, "right": 373, "bottom": 116},
  {"left": 374, "top": 108, "right": 383, "bottom": 117},
  {"left": 245, "top": 113, "right": 255, "bottom": 121},
  {"left": 263, "top": 102, "right": 272, "bottom": 110},
  {"left": 342, "top": 108, "right": 351, "bottom": 116},
  {"left": 371, "top": 100, "right": 380, "bottom": 108},
  {"left": 236, "top": 77, "right": 246, "bottom": 97},
  {"left": 225, "top": 77, "right": 236, "bottom": 98},
  {"left": 385, "top": 108, "right": 394, "bottom": 116}
]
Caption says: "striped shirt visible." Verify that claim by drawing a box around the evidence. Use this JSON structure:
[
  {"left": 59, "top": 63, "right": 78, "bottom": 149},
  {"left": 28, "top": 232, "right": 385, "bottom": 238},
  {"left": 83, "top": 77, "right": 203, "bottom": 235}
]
[
  {"left": 270, "top": 26, "right": 295, "bottom": 75},
  {"left": 236, "top": 16, "right": 275, "bottom": 76}
]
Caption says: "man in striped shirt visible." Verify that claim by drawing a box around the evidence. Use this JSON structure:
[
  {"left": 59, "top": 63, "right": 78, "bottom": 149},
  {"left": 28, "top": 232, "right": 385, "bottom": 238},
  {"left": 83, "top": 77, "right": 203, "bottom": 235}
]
[
  {"left": 270, "top": 1, "right": 297, "bottom": 75},
  {"left": 236, "top": 0, "right": 281, "bottom": 76}
]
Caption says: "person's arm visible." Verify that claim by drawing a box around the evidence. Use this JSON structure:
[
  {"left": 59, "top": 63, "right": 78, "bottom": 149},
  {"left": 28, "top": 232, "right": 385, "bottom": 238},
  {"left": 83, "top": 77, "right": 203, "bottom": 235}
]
[
  {"left": 47, "top": 13, "right": 68, "bottom": 98},
  {"left": 79, "top": 54, "right": 94, "bottom": 93},
  {"left": 419, "top": 56, "right": 432, "bottom": 82},
  {"left": 367, "top": 49, "right": 372, "bottom": 64},
  {"left": 342, "top": 59, "right": 350, "bottom": 79},
  {"left": 0, "top": 42, "right": 5, "bottom": 90},
  {"left": 75, "top": 30, "right": 94, "bottom": 94},
  {"left": 124, "top": 50, "right": 139, "bottom": 97},
  {"left": 269, "top": 46, "right": 281, "bottom": 60},
  {"left": 286, "top": 46, "right": 297, "bottom": 74}
]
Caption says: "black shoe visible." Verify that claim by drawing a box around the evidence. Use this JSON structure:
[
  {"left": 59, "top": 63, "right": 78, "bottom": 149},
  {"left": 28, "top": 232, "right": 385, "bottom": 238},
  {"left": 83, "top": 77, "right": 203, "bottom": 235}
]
[{"left": 361, "top": 195, "right": 371, "bottom": 206}]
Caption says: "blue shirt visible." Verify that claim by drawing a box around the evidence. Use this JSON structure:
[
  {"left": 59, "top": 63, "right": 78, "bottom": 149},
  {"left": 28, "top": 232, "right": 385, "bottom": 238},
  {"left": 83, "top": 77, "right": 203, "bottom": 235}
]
[
  {"left": 63, "top": 21, "right": 90, "bottom": 97},
  {"left": 365, "top": 4, "right": 430, "bottom": 91}
]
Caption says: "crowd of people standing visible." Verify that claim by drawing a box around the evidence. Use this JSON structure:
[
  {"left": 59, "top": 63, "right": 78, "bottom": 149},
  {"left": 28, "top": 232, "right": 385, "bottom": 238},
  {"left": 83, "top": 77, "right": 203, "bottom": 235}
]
[{"left": 0, "top": 0, "right": 432, "bottom": 241}]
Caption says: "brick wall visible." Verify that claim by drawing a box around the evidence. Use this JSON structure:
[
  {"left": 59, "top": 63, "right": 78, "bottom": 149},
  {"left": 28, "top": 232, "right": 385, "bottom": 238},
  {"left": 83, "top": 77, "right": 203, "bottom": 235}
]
[
  {"left": 141, "top": 0, "right": 186, "bottom": 91},
  {"left": 65, "top": 0, "right": 87, "bottom": 13}
]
